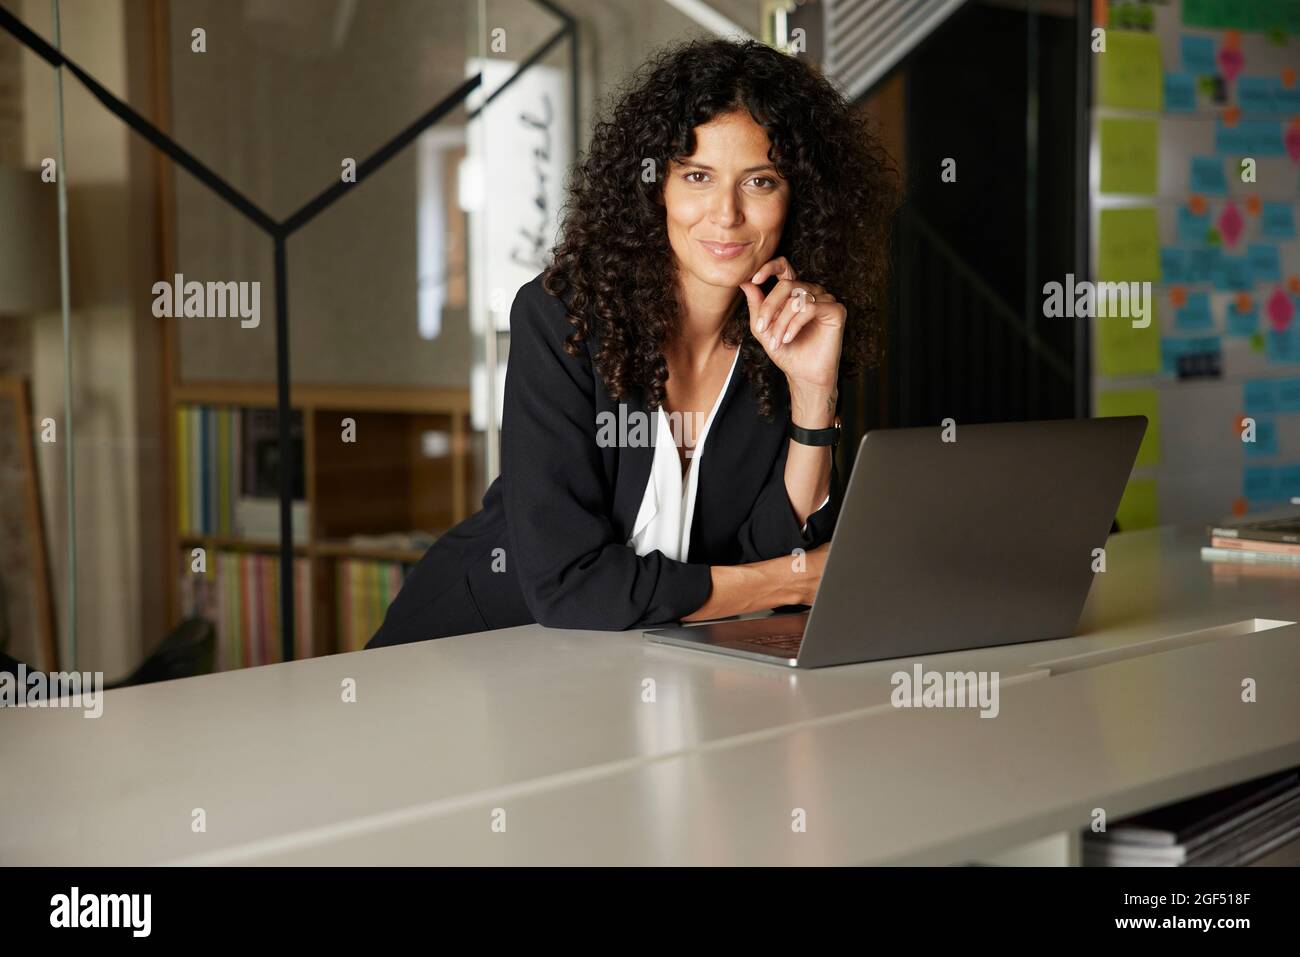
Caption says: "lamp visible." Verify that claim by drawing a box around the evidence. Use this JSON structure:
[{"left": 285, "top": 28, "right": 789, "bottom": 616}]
[{"left": 0, "top": 165, "right": 59, "bottom": 315}]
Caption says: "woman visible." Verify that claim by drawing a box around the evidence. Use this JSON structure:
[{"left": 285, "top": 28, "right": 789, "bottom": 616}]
[{"left": 368, "top": 37, "right": 897, "bottom": 648}]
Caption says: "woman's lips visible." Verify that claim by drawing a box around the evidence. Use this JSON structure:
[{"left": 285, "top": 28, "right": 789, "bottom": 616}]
[{"left": 698, "top": 240, "right": 751, "bottom": 261}]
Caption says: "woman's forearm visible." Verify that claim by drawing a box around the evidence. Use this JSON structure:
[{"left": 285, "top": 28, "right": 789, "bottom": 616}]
[
  {"left": 682, "top": 554, "right": 812, "bottom": 622},
  {"left": 785, "top": 383, "right": 836, "bottom": 525}
]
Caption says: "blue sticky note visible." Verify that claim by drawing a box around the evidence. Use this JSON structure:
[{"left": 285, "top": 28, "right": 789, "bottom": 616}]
[
  {"left": 1164, "top": 73, "right": 1197, "bottom": 111},
  {"left": 1244, "top": 379, "right": 1278, "bottom": 413},
  {"left": 1279, "top": 465, "right": 1300, "bottom": 500},
  {"left": 1247, "top": 244, "right": 1282, "bottom": 282},
  {"left": 1215, "top": 119, "right": 1252, "bottom": 154},
  {"left": 1227, "top": 299, "right": 1259, "bottom": 336},
  {"left": 1244, "top": 466, "right": 1279, "bottom": 499},
  {"left": 1212, "top": 255, "right": 1252, "bottom": 291},
  {"left": 1261, "top": 203, "right": 1296, "bottom": 239},
  {"left": 1276, "top": 376, "right": 1300, "bottom": 413},
  {"left": 1277, "top": 84, "right": 1300, "bottom": 113},
  {"left": 1185, "top": 246, "right": 1220, "bottom": 283},
  {"left": 1267, "top": 329, "right": 1300, "bottom": 363},
  {"left": 1236, "top": 76, "right": 1278, "bottom": 113},
  {"left": 1160, "top": 247, "right": 1188, "bottom": 283},
  {"left": 1161, "top": 335, "right": 1221, "bottom": 375},
  {"left": 1177, "top": 206, "right": 1212, "bottom": 244},
  {"left": 1181, "top": 35, "right": 1216, "bottom": 75},
  {"left": 1190, "top": 156, "right": 1227, "bottom": 194},
  {"left": 1242, "top": 120, "right": 1285, "bottom": 156},
  {"left": 1243, "top": 417, "right": 1278, "bottom": 457},
  {"left": 1175, "top": 291, "right": 1214, "bottom": 330}
]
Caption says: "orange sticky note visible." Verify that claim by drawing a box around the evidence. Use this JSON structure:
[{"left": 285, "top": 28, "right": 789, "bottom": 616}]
[
  {"left": 1189, "top": 194, "right": 1208, "bottom": 215},
  {"left": 1170, "top": 286, "right": 1188, "bottom": 308},
  {"left": 1236, "top": 292, "right": 1253, "bottom": 313},
  {"left": 1245, "top": 195, "right": 1261, "bottom": 216},
  {"left": 1232, "top": 497, "right": 1248, "bottom": 517},
  {"left": 1223, "top": 30, "right": 1241, "bottom": 51},
  {"left": 1288, "top": 275, "right": 1300, "bottom": 294},
  {"left": 1283, "top": 68, "right": 1296, "bottom": 89},
  {"left": 1223, "top": 106, "right": 1241, "bottom": 127}
]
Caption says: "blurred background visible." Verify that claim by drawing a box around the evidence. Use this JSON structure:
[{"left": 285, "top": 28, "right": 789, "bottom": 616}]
[{"left": 1, "top": 0, "right": 1296, "bottom": 681}]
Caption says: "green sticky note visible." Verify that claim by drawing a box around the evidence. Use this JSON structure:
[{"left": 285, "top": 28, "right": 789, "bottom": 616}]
[
  {"left": 1250, "top": 331, "right": 1265, "bottom": 352},
  {"left": 1115, "top": 478, "right": 1159, "bottom": 531},
  {"left": 1095, "top": 300, "right": 1160, "bottom": 376},
  {"left": 1096, "top": 388, "right": 1161, "bottom": 466},
  {"left": 1098, "top": 207, "right": 1161, "bottom": 283},
  {"left": 1099, "top": 117, "right": 1159, "bottom": 195},
  {"left": 1099, "top": 30, "right": 1163, "bottom": 111}
]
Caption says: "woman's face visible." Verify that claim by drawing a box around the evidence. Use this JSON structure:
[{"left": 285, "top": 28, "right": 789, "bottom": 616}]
[{"left": 663, "top": 110, "right": 791, "bottom": 294}]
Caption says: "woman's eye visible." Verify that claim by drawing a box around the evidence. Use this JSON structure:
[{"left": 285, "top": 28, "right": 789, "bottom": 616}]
[
  {"left": 684, "top": 170, "right": 709, "bottom": 184},
  {"left": 749, "top": 176, "right": 776, "bottom": 190}
]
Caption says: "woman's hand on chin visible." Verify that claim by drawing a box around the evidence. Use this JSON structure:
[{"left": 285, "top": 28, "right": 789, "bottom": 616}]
[{"left": 740, "top": 256, "right": 846, "bottom": 402}]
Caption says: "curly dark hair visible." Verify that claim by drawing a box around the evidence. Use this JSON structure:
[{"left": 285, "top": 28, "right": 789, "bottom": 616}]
[{"left": 542, "top": 37, "right": 900, "bottom": 420}]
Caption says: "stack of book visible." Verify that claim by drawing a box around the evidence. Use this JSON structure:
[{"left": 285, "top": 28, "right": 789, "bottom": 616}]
[
  {"left": 176, "top": 405, "right": 307, "bottom": 540},
  {"left": 180, "top": 550, "right": 313, "bottom": 669},
  {"left": 337, "top": 559, "right": 413, "bottom": 653},
  {"left": 1084, "top": 769, "right": 1300, "bottom": 866},
  {"left": 1203, "top": 513, "right": 1300, "bottom": 566}
]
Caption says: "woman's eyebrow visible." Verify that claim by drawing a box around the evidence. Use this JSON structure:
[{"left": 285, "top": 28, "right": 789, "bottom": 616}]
[{"left": 675, "top": 161, "right": 781, "bottom": 174}]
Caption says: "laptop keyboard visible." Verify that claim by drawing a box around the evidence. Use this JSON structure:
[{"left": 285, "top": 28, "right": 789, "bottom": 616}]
[{"left": 740, "top": 631, "right": 805, "bottom": 656}]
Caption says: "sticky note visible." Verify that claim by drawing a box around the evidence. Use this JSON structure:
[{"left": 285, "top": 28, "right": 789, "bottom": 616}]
[
  {"left": 1115, "top": 478, "right": 1158, "bottom": 532},
  {"left": 1185, "top": 246, "right": 1221, "bottom": 283},
  {"left": 1189, "top": 155, "right": 1227, "bottom": 195},
  {"left": 1100, "top": 118, "right": 1160, "bottom": 194},
  {"left": 1180, "top": 34, "right": 1216, "bottom": 75},
  {"left": 1212, "top": 255, "right": 1253, "bottom": 291},
  {"left": 1260, "top": 203, "right": 1296, "bottom": 239},
  {"left": 1177, "top": 206, "right": 1212, "bottom": 244},
  {"left": 1216, "top": 119, "right": 1285, "bottom": 156},
  {"left": 1268, "top": 328, "right": 1300, "bottom": 363},
  {"left": 1276, "top": 376, "right": 1300, "bottom": 412},
  {"left": 1228, "top": 298, "right": 1259, "bottom": 336},
  {"left": 1164, "top": 73, "right": 1197, "bottom": 111},
  {"left": 1162, "top": 335, "right": 1222, "bottom": 377},
  {"left": 1243, "top": 466, "right": 1278, "bottom": 500},
  {"left": 1098, "top": 207, "right": 1161, "bottom": 282},
  {"left": 1243, "top": 417, "right": 1278, "bottom": 457},
  {"left": 1244, "top": 378, "right": 1278, "bottom": 414},
  {"left": 1160, "top": 248, "right": 1189, "bottom": 283},
  {"left": 1279, "top": 465, "right": 1300, "bottom": 500},
  {"left": 1095, "top": 303, "right": 1161, "bottom": 376},
  {"left": 1247, "top": 244, "right": 1282, "bottom": 282},
  {"left": 1175, "top": 291, "right": 1214, "bottom": 331},
  {"left": 1100, "top": 31, "right": 1163, "bottom": 111},
  {"left": 1237, "top": 75, "right": 1279, "bottom": 113},
  {"left": 1096, "top": 388, "right": 1161, "bottom": 466}
]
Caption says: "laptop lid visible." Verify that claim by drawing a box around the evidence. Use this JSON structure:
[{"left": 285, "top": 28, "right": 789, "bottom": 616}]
[{"left": 796, "top": 415, "right": 1147, "bottom": 668}]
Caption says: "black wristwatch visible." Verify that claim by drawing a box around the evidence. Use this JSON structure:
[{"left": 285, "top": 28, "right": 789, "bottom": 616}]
[{"left": 788, "top": 415, "right": 841, "bottom": 447}]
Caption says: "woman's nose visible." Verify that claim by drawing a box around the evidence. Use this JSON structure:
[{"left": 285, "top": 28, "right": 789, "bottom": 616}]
[{"left": 709, "top": 190, "right": 743, "bottom": 227}]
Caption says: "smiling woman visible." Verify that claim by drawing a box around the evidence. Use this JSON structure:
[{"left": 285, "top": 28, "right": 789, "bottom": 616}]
[{"left": 367, "top": 38, "right": 900, "bottom": 649}]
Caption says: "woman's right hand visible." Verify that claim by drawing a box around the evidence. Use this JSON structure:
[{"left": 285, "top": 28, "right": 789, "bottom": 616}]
[{"left": 788, "top": 542, "right": 831, "bottom": 605}]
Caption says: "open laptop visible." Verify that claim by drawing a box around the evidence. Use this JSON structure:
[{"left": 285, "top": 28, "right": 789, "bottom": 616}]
[{"left": 645, "top": 416, "right": 1147, "bottom": 668}]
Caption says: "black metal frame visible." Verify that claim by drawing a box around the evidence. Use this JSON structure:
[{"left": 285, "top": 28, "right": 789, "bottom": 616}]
[{"left": 0, "top": 1, "right": 579, "bottom": 663}]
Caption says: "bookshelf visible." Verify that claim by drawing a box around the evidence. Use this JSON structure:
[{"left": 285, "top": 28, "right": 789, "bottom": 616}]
[{"left": 167, "top": 382, "right": 480, "bottom": 663}]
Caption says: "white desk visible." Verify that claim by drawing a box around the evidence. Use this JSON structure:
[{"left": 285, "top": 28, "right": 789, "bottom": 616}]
[{"left": 2, "top": 524, "right": 1297, "bottom": 865}]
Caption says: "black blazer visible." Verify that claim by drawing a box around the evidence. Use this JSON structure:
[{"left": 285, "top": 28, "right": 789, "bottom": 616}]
[{"left": 366, "top": 274, "right": 844, "bottom": 648}]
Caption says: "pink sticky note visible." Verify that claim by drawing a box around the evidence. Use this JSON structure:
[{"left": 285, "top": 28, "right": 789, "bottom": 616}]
[
  {"left": 1286, "top": 124, "right": 1300, "bottom": 164},
  {"left": 1267, "top": 287, "right": 1294, "bottom": 331},
  {"left": 1217, "top": 46, "right": 1244, "bottom": 83},
  {"left": 1217, "top": 201, "right": 1244, "bottom": 248}
]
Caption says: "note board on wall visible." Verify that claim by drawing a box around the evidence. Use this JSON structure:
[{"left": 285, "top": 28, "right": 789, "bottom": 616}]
[{"left": 1090, "top": 0, "right": 1300, "bottom": 531}]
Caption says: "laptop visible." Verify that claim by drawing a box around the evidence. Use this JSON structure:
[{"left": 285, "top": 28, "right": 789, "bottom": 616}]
[{"left": 645, "top": 416, "right": 1147, "bottom": 668}]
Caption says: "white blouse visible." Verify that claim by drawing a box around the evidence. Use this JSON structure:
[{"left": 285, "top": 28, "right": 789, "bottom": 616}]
[{"left": 626, "top": 348, "right": 828, "bottom": 561}]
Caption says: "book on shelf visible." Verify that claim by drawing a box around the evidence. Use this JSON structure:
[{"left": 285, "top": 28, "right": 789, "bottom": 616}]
[
  {"left": 1083, "top": 769, "right": 1300, "bottom": 867},
  {"left": 179, "top": 549, "right": 313, "bottom": 669},
  {"left": 177, "top": 405, "right": 306, "bottom": 540},
  {"left": 336, "top": 558, "right": 414, "bottom": 653}
]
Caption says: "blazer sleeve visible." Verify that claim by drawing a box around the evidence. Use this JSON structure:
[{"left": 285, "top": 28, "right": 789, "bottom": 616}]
[
  {"left": 735, "top": 424, "right": 843, "bottom": 563},
  {"left": 500, "top": 279, "right": 715, "bottom": 630}
]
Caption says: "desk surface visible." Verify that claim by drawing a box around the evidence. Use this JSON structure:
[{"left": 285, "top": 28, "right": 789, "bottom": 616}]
[{"left": 2, "top": 524, "right": 1297, "bottom": 865}]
